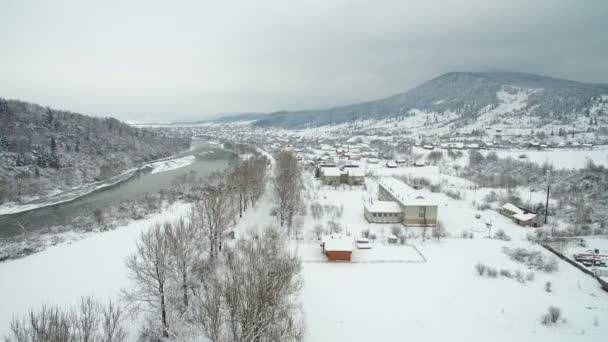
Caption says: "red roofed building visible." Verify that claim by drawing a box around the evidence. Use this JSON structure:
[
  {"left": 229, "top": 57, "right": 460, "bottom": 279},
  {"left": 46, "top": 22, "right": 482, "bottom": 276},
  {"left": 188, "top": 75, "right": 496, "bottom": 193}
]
[{"left": 321, "top": 234, "right": 353, "bottom": 262}]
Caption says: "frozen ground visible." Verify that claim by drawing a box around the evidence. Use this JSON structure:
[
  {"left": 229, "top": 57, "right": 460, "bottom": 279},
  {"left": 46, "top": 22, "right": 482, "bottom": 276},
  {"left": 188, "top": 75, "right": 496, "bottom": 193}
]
[
  {"left": 2, "top": 148, "right": 608, "bottom": 341},
  {"left": 0, "top": 202, "right": 192, "bottom": 339},
  {"left": 480, "top": 148, "right": 608, "bottom": 169},
  {"left": 301, "top": 239, "right": 608, "bottom": 342}
]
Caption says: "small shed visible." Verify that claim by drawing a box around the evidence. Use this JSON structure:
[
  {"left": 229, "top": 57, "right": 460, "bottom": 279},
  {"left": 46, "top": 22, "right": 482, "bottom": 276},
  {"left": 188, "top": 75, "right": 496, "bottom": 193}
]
[{"left": 321, "top": 234, "right": 353, "bottom": 261}]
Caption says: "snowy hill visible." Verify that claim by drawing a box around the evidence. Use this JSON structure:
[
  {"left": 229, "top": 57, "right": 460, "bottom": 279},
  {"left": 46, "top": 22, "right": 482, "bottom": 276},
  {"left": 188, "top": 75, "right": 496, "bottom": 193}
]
[
  {"left": 0, "top": 98, "right": 191, "bottom": 204},
  {"left": 242, "top": 72, "right": 608, "bottom": 131}
]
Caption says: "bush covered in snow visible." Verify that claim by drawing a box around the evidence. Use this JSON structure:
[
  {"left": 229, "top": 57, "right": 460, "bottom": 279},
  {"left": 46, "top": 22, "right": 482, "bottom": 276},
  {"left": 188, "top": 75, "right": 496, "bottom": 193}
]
[
  {"left": 493, "top": 229, "right": 512, "bottom": 241},
  {"left": 541, "top": 306, "right": 563, "bottom": 325},
  {"left": 502, "top": 247, "right": 559, "bottom": 273}
]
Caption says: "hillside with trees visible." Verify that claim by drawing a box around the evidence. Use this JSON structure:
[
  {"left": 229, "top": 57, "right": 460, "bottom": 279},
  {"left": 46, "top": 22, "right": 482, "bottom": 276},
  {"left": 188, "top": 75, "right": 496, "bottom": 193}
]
[
  {"left": 0, "top": 98, "right": 191, "bottom": 204},
  {"left": 234, "top": 71, "right": 608, "bottom": 129}
]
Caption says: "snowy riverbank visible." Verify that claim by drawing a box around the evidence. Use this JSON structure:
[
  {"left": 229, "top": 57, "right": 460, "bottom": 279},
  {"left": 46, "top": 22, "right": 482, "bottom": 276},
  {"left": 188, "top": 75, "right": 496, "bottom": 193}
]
[
  {"left": 0, "top": 154, "right": 195, "bottom": 216},
  {"left": 0, "top": 202, "right": 192, "bottom": 339}
]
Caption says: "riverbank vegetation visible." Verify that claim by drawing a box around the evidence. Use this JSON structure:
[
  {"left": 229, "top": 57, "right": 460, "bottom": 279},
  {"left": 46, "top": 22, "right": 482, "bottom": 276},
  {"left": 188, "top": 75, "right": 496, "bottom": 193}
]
[{"left": 0, "top": 149, "right": 269, "bottom": 262}]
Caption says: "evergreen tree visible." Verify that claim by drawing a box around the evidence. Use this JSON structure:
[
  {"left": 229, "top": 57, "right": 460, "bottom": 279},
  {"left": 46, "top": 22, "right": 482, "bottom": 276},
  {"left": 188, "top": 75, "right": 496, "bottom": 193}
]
[
  {"left": 16, "top": 153, "right": 26, "bottom": 166},
  {"left": 0, "top": 98, "right": 9, "bottom": 114},
  {"left": 49, "top": 138, "right": 59, "bottom": 168},
  {"left": 45, "top": 108, "right": 54, "bottom": 127},
  {"left": 0, "top": 135, "right": 9, "bottom": 150}
]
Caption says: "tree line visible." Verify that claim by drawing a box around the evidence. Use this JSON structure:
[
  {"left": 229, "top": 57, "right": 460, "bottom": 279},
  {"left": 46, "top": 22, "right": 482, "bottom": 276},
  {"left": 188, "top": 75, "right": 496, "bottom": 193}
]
[{"left": 4, "top": 151, "right": 306, "bottom": 341}]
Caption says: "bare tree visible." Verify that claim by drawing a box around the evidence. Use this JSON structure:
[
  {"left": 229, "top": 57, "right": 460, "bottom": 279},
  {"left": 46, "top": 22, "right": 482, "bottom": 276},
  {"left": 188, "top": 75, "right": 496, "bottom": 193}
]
[
  {"left": 166, "top": 217, "right": 203, "bottom": 312},
  {"left": 100, "top": 300, "right": 127, "bottom": 342},
  {"left": 4, "top": 297, "right": 126, "bottom": 342},
  {"left": 185, "top": 227, "right": 305, "bottom": 342},
  {"left": 273, "top": 151, "right": 303, "bottom": 233},
  {"left": 124, "top": 222, "right": 172, "bottom": 338},
  {"left": 191, "top": 174, "right": 235, "bottom": 259},
  {"left": 432, "top": 221, "right": 446, "bottom": 240}
]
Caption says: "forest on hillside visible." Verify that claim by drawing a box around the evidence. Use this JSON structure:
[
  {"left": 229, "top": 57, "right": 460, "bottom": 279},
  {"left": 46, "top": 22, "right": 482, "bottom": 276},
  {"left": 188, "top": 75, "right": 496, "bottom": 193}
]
[{"left": 0, "top": 98, "right": 191, "bottom": 204}]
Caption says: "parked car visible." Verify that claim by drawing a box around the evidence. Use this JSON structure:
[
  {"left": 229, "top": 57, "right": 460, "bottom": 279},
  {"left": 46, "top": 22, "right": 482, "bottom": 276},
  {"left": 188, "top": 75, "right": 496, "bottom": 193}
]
[{"left": 356, "top": 237, "right": 372, "bottom": 249}]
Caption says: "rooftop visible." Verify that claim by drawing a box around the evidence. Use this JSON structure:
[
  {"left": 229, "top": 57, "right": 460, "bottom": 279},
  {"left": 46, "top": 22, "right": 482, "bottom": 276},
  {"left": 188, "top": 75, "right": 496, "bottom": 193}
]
[
  {"left": 322, "top": 234, "right": 354, "bottom": 252},
  {"left": 364, "top": 199, "right": 402, "bottom": 213},
  {"left": 502, "top": 203, "right": 524, "bottom": 215},
  {"left": 322, "top": 167, "right": 341, "bottom": 177},
  {"left": 378, "top": 178, "right": 437, "bottom": 207},
  {"left": 513, "top": 213, "right": 537, "bottom": 221}
]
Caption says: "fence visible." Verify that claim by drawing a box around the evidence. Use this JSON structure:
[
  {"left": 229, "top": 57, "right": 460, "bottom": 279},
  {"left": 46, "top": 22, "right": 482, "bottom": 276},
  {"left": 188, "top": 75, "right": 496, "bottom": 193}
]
[{"left": 540, "top": 243, "right": 608, "bottom": 292}]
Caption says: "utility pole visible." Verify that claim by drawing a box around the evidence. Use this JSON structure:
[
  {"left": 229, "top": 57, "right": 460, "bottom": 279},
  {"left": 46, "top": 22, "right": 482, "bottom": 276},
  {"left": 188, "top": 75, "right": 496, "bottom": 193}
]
[{"left": 545, "top": 171, "right": 551, "bottom": 225}]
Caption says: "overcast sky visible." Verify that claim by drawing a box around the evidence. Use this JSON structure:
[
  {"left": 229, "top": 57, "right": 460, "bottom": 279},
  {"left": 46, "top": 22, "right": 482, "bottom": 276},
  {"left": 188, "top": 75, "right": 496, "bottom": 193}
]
[{"left": 1, "top": 0, "right": 607, "bottom": 122}]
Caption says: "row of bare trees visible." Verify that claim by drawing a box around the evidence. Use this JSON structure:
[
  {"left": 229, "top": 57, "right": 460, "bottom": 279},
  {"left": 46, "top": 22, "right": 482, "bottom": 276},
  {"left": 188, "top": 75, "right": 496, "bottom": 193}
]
[
  {"left": 123, "top": 219, "right": 304, "bottom": 341},
  {"left": 121, "top": 153, "right": 304, "bottom": 341},
  {"left": 272, "top": 151, "right": 303, "bottom": 234},
  {"left": 5, "top": 297, "right": 126, "bottom": 342},
  {"left": 230, "top": 156, "right": 268, "bottom": 218}
]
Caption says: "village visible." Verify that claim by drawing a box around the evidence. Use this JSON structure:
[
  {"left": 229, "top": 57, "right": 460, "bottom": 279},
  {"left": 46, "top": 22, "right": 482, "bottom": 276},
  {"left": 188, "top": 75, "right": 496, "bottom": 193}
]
[{"left": 189, "top": 123, "right": 608, "bottom": 341}]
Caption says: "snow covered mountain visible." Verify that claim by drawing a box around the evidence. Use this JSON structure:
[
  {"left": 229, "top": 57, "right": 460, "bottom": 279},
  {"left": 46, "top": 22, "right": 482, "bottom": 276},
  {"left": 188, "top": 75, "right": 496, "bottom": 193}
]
[{"left": 243, "top": 72, "right": 608, "bottom": 130}]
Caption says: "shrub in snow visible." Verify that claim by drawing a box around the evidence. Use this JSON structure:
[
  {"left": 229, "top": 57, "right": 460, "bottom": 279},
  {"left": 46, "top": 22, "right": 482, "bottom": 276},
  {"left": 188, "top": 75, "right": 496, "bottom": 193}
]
[
  {"left": 475, "top": 263, "right": 487, "bottom": 276},
  {"left": 432, "top": 221, "right": 446, "bottom": 240},
  {"left": 493, "top": 229, "right": 512, "bottom": 241},
  {"left": 545, "top": 281, "right": 552, "bottom": 293},
  {"left": 526, "top": 271, "right": 535, "bottom": 281},
  {"left": 543, "top": 258, "right": 559, "bottom": 273},
  {"left": 515, "top": 270, "right": 525, "bottom": 283},
  {"left": 444, "top": 189, "right": 462, "bottom": 200},
  {"left": 429, "top": 183, "right": 442, "bottom": 193},
  {"left": 486, "top": 267, "right": 498, "bottom": 278},
  {"left": 461, "top": 231, "right": 474, "bottom": 239},
  {"left": 541, "top": 306, "right": 562, "bottom": 325},
  {"left": 500, "top": 269, "right": 513, "bottom": 278},
  {"left": 327, "top": 220, "right": 343, "bottom": 233},
  {"left": 361, "top": 228, "right": 370, "bottom": 238},
  {"left": 477, "top": 203, "right": 491, "bottom": 211},
  {"left": 502, "top": 247, "right": 558, "bottom": 273}
]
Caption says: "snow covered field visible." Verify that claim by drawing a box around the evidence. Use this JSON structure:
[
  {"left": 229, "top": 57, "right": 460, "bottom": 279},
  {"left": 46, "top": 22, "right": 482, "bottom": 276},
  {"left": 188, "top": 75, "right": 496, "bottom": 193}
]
[
  {"left": 2, "top": 148, "right": 607, "bottom": 341},
  {"left": 0, "top": 202, "right": 192, "bottom": 339},
  {"left": 301, "top": 239, "right": 608, "bottom": 342},
  {"left": 480, "top": 148, "right": 608, "bottom": 169}
]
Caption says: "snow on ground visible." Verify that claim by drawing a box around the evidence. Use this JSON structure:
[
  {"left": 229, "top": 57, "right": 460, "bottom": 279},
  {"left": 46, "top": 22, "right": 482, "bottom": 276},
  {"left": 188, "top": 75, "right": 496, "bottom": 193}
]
[
  {"left": 0, "top": 202, "right": 192, "bottom": 339},
  {"left": 301, "top": 239, "right": 608, "bottom": 342},
  {"left": 148, "top": 155, "right": 195, "bottom": 174},
  {"left": 2, "top": 148, "right": 608, "bottom": 341},
  {"left": 480, "top": 148, "right": 608, "bottom": 169}
]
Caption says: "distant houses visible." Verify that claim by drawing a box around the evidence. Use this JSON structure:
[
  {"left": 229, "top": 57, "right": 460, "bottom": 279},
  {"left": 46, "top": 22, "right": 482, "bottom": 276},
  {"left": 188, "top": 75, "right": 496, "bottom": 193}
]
[
  {"left": 318, "top": 165, "right": 365, "bottom": 186},
  {"left": 498, "top": 203, "right": 542, "bottom": 227}
]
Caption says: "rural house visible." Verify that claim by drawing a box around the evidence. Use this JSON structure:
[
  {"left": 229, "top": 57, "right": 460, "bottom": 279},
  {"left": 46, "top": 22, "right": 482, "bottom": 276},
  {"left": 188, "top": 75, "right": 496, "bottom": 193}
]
[
  {"left": 498, "top": 203, "right": 542, "bottom": 227},
  {"left": 321, "top": 234, "right": 353, "bottom": 261}
]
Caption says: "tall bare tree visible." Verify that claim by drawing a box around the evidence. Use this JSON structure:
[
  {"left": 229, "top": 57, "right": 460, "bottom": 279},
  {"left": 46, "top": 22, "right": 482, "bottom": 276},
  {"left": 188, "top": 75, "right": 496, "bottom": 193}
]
[
  {"left": 166, "top": 217, "right": 202, "bottom": 312},
  {"left": 273, "top": 151, "right": 303, "bottom": 233},
  {"left": 191, "top": 174, "right": 235, "bottom": 260},
  {"left": 4, "top": 297, "right": 126, "bottom": 342},
  {"left": 124, "top": 222, "right": 172, "bottom": 338},
  {"left": 185, "top": 227, "right": 305, "bottom": 342}
]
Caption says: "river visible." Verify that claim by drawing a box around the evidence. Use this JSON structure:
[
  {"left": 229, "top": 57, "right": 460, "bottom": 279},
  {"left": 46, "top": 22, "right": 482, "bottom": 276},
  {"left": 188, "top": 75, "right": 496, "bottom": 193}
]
[{"left": 0, "top": 139, "right": 234, "bottom": 238}]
